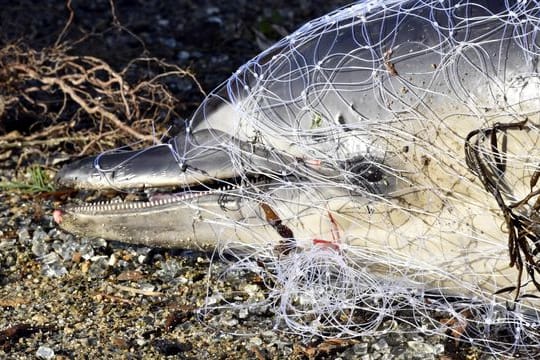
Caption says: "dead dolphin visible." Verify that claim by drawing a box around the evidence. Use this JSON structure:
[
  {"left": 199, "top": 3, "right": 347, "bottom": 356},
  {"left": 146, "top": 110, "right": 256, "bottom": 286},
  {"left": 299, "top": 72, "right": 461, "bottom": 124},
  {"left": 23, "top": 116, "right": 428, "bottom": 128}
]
[{"left": 54, "top": 0, "right": 540, "bottom": 350}]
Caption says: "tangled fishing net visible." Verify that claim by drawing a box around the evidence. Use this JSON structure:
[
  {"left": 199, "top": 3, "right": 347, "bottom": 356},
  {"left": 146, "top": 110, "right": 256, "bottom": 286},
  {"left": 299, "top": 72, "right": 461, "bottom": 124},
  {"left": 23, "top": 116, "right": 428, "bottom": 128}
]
[{"left": 87, "top": 0, "right": 540, "bottom": 355}]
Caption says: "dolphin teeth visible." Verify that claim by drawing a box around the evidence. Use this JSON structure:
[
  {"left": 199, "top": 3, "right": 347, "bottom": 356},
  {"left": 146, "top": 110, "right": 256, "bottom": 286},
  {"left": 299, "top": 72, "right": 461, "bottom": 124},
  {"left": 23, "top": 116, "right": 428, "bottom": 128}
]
[{"left": 67, "top": 181, "right": 238, "bottom": 213}]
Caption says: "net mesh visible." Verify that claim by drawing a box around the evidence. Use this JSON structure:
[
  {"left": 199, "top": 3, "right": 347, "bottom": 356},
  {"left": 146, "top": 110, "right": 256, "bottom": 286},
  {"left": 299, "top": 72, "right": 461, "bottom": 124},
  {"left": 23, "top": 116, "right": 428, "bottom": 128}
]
[{"left": 96, "top": 0, "right": 540, "bottom": 354}]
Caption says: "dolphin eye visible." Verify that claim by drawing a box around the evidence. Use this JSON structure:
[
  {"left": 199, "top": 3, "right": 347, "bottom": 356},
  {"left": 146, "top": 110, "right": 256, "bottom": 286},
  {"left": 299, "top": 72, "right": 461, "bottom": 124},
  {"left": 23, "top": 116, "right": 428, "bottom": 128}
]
[
  {"left": 343, "top": 157, "right": 384, "bottom": 183},
  {"left": 341, "top": 157, "right": 389, "bottom": 193},
  {"left": 350, "top": 162, "right": 384, "bottom": 183}
]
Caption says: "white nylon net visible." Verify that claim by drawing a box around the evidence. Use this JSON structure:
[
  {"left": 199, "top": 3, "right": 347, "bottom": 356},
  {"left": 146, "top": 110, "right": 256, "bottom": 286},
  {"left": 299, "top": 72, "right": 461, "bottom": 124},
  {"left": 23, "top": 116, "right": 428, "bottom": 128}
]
[{"left": 100, "top": 0, "right": 540, "bottom": 355}]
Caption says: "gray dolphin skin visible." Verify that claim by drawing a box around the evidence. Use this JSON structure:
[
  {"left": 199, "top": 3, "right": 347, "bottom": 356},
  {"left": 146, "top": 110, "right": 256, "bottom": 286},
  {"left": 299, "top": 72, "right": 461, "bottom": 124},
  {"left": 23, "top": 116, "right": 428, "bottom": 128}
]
[{"left": 54, "top": 0, "right": 540, "bottom": 349}]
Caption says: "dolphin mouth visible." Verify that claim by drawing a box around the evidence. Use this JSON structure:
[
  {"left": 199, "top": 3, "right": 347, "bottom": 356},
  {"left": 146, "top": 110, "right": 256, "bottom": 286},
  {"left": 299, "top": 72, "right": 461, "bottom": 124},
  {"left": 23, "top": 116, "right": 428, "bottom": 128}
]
[
  {"left": 52, "top": 172, "right": 251, "bottom": 249},
  {"left": 53, "top": 136, "right": 276, "bottom": 247},
  {"left": 52, "top": 127, "right": 265, "bottom": 248}
]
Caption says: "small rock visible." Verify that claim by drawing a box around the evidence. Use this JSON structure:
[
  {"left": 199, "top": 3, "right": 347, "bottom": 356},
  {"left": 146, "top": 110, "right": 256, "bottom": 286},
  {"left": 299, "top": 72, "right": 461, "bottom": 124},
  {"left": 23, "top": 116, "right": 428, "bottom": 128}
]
[
  {"left": 140, "top": 283, "right": 155, "bottom": 292},
  {"left": 89, "top": 238, "right": 108, "bottom": 248},
  {"left": 88, "top": 256, "right": 109, "bottom": 278},
  {"left": 249, "top": 336, "right": 263, "bottom": 347},
  {"left": 406, "top": 340, "right": 434, "bottom": 355},
  {"left": 238, "top": 308, "right": 249, "bottom": 319},
  {"left": 79, "top": 241, "right": 95, "bottom": 260},
  {"left": 36, "top": 345, "right": 54, "bottom": 359},
  {"left": 371, "top": 338, "right": 389, "bottom": 352},
  {"left": 157, "top": 259, "right": 181, "bottom": 279},
  {"left": 244, "top": 284, "right": 260, "bottom": 297},
  {"left": 17, "top": 227, "right": 31, "bottom": 243},
  {"left": 222, "top": 318, "right": 238, "bottom": 327},
  {"left": 432, "top": 343, "right": 444, "bottom": 355},
  {"left": 349, "top": 342, "right": 368, "bottom": 356},
  {"left": 108, "top": 254, "right": 117, "bottom": 266},
  {"left": 137, "top": 254, "right": 148, "bottom": 264},
  {"left": 42, "top": 262, "right": 68, "bottom": 277},
  {"left": 32, "top": 227, "right": 50, "bottom": 243},
  {"left": 40, "top": 252, "right": 60, "bottom": 265},
  {"left": 261, "top": 330, "right": 275, "bottom": 338},
  {"left": 205, "top": 294, "right": 222, "bottom": 306},
  {"left": 31, "top": 238, "right": 50, "bottom": 257}
]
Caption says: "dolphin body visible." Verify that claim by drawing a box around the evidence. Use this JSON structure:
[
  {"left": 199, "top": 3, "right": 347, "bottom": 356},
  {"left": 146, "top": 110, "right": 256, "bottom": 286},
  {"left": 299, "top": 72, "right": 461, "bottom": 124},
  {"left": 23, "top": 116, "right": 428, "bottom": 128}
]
[{"left": 55, "top": 0, "right": 540, "bottom": 348}]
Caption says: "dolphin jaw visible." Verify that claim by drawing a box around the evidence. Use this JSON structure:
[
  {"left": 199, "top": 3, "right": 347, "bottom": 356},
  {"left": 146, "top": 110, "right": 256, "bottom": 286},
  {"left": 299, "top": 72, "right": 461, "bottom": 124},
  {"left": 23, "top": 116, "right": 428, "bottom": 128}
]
[{"left": 53, "top": 179, "right": 249, "bottom": 248}]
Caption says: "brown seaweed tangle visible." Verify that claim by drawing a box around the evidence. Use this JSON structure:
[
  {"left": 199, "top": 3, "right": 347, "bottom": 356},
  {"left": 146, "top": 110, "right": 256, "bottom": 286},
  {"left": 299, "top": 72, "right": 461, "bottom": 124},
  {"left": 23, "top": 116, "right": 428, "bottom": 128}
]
[{"left": 465, "top": 119, "right": 540, "bottom": 302}]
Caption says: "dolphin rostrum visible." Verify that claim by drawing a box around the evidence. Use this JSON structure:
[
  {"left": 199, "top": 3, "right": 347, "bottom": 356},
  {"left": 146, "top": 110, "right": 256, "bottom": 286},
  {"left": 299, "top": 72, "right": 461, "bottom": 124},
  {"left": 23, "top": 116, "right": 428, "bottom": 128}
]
[{"left": 54, "top": 0, "right": 540, "bottom": 350}]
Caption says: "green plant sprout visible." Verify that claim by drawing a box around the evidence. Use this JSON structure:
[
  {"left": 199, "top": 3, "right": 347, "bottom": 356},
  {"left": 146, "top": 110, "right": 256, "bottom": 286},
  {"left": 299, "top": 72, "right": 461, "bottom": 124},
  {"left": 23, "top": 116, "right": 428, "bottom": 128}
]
[{"left": 0, "top": 165, "right": 56, "bottom": 193}]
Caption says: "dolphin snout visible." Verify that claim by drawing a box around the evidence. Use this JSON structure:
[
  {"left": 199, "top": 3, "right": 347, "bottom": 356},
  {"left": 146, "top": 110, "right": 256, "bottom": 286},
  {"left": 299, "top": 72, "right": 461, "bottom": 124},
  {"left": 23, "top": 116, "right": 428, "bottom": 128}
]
[{"left": 55, "top": 132, "right": 240, "bottom": 190}]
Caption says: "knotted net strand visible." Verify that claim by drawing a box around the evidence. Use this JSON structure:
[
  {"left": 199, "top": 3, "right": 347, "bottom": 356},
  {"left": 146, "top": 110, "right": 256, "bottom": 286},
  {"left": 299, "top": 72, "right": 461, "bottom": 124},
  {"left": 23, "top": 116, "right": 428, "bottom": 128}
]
[{"left": 96, "top": 0, "right": 540, "bottom": 354}]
